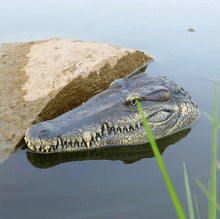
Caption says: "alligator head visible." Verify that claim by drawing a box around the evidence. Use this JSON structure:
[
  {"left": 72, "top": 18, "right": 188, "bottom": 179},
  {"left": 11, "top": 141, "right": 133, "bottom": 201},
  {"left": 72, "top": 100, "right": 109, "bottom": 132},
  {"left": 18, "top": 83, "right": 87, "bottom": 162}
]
[{"left": 25, "top": 72, "right": 199, "bottom": 153}]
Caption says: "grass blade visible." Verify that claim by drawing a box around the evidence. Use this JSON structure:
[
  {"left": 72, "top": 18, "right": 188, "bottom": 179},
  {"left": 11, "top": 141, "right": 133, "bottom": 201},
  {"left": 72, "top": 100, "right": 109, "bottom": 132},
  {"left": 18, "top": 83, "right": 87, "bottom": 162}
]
[
  {"left": 208, "top": 180, "right": 211, "bottom": 219},
  {"left": 136, "top": 98, "right": 186, "bottom": 219},
  {"left": 211, "top": 77, "right": 218, "bottom": 219},
  {"left": 183, "top": 162, "right": 195, "bottom": 219},
  {"left": 195, "top": 178, "right": 220, "bottom": 212},
  {"left": 194, "top": 195, "right": 200, "bottom": 219},
  {"left": 217, "top": 160, "right": 220, "bottom": 171},
  {"left": 203, "top": 112, "right": 220, "bottom": 129}
]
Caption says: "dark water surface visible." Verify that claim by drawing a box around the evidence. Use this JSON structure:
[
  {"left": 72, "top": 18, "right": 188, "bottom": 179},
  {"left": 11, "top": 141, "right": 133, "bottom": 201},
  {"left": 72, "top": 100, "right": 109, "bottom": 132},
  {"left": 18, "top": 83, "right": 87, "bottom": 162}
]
[{"left": 0, "top": 0, "right": 220, "bottom": 218}]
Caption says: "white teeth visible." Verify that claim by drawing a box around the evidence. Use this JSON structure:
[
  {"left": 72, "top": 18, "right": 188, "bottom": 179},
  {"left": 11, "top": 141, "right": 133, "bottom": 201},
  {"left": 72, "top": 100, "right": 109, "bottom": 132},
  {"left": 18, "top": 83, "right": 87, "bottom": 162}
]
[
  {"left": 131, "top": 123, "right": 136, "bottom": 130},
  {"left": 29, "top": 145, "right": 34, "bottom": 150},
  {"left": 78, "top": 138, "right": 82, "bottom": 146},
  {"left": 28, "top": 120, "right": 142, "bottom": 152},
  {"left": 103, "top": 130, "right": 108, "bottom": 136},
  {"left": 35, "top": 145, "right": 40, "bottom": 152},
  {"left": 126, "top": 125, "right": 130, "bottom": 132},
  {"left": 66, "top": 139, "right": 70, "bottom": 145},
  {"left": 62, "top": 141, "right": 66, "bottom": 148},
  {"left": 108, "top": 122, "right": 113, "bottom": 128},
  {"left": 114, "top": 124, "right": 118, "bottom": 132},
  {"left": 52, "top": 140, "right": 57, "bottom": 146},
  {"left": 86, "top": 142, "right": 90, "bottom": 148},
  {"left": 45, "top": 146, "right": 50, "bottom": 150},
  {"left": 58, "top": 139, "right": 62, "bottom": 146},
  {"left": 71, "top": 139, "right": 75, "bottom": 145},
  {"left": 83, "top": 132, "right": 92, "bottom": 142},
  {"left": 97, "top": 128, "right": 102, "bottom": 136}
]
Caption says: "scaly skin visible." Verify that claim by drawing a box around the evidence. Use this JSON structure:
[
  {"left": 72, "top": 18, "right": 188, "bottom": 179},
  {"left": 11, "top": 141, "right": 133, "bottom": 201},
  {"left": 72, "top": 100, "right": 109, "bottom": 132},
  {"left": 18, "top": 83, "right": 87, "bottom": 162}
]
[{"left": 24, "top": 72, "right": 199, "bottom": 153}]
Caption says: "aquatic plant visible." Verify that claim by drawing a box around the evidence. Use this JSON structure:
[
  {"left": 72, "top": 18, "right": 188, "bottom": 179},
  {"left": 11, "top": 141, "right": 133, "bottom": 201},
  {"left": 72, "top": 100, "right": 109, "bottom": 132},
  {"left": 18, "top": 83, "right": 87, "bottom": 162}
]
[
  {"left": 136, "top": 78, "right": 219, "bottom": 219},
  {"left": 136, "top": 98, "right": 186, "bottom": 219}
]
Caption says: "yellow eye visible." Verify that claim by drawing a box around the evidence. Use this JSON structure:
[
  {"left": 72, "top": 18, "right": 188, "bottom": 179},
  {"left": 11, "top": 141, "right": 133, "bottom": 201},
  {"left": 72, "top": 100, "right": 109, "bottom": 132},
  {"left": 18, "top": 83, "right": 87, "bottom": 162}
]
[{"left": 126, "top": 94, "right": 141, "bottom": 106}]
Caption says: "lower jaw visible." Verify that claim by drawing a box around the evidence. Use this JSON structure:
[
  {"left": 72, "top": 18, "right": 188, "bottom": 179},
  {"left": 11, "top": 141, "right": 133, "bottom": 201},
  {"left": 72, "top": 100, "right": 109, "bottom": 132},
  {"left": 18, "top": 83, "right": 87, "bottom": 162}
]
[
  {"left": 26, "top": 129, "right": 149, "bottom": 154},
  {"left": 25, "top": 121, "right": 147, "bottom": 153}
]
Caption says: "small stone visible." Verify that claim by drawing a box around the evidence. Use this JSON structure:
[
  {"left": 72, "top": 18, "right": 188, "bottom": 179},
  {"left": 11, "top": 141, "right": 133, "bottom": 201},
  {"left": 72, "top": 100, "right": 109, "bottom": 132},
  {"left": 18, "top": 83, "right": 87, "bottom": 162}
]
[{"left": 187, "top": 28, "right": 196, "bottom": 32}]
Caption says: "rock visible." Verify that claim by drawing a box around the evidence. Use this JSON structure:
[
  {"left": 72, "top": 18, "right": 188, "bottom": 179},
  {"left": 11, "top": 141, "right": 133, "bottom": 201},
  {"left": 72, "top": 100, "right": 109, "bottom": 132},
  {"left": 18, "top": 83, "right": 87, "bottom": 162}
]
[
  {"left": 0, "top": 38, "right": 152, "bottom": 164},
  {"left": 187, "top": 27, "right": 196, "bottom": 32}
]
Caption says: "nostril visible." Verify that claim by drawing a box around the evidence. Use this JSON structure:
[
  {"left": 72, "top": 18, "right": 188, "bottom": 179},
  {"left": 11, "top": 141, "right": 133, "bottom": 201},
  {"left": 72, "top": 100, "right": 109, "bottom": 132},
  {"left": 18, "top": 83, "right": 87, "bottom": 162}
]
[
  {"left": 40, "top": 129, "right": 46, "bottom": 133},
  {"left": 26, "top": 122, "right": 55, "bottom": 140},
  {"left": 37, "top": 127, "right": 52, "bottom": 139}
]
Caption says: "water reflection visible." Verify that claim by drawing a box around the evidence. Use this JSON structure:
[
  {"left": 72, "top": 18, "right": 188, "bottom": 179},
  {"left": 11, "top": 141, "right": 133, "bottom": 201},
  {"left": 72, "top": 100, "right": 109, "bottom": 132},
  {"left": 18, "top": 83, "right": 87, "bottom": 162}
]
[{"left": 26, "top": 129, "right": 191, "bottom": 169}]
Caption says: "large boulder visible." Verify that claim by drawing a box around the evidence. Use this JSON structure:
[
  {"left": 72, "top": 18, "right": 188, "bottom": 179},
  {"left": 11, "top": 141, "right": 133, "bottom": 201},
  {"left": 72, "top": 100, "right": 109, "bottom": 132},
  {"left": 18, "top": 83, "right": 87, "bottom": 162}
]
[{"left": 0, "top": 38, "right": 152, "bottom": 163}]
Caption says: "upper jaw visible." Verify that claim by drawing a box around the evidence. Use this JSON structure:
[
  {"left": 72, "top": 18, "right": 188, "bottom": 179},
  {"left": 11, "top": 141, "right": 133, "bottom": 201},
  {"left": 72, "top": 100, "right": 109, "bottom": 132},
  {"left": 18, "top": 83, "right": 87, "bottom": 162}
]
[
  {"left": 25, "top": 103, "right": 180, "bottom": 153},
  {"left": 25, "top": 117, "right": 144, "bottom": 153}
]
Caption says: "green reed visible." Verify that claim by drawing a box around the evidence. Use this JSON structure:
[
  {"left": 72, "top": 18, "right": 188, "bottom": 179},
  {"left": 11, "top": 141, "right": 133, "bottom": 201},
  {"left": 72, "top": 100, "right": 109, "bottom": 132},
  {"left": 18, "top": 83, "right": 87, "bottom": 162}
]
[
  {"left": 136, "top": 77, "right": 218, "bottom": 219},
  {"left": 210, "top": 77, "right": 218, "bottom": 219},
  {"left": 183, "top": 162, "right": 195, "bottom": 219},
  {"left": 136, "top": 98, "right": 186, "bottom": 219}
]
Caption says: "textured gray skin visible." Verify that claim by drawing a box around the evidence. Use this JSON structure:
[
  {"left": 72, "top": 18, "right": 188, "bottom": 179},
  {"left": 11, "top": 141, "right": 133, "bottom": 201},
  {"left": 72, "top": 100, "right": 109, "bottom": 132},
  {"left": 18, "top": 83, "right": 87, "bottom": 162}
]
[{"left": 25, "top": 72, "right": 199, "bottom": 153}]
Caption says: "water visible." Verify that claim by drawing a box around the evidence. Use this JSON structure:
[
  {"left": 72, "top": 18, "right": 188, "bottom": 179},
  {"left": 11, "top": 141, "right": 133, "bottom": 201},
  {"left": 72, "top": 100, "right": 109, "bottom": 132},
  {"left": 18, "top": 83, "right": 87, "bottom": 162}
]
[{"left": 0, "top": 0, "right": 220, "bottom": 218}]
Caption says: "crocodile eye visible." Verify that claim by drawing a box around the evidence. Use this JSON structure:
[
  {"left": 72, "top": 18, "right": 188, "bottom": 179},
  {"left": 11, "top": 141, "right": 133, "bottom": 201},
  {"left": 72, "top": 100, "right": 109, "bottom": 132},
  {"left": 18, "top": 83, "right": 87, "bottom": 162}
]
[
  {"left": 130, "top": 99, "right": 137, "bottom": 106},
  {"left": 126, "top": 95, "right": 141, "bottom": 106}
]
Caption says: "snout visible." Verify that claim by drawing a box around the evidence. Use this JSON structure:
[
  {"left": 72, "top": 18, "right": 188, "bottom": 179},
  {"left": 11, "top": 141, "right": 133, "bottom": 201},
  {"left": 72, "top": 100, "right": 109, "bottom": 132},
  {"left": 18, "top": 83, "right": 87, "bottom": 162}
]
[{"left": 25, "top": 122, "right": 60, "bottom": 152}]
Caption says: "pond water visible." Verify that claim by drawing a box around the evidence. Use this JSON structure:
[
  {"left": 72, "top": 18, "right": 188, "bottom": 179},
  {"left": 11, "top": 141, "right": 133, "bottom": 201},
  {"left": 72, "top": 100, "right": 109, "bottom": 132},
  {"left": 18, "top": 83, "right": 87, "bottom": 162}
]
[{"left": 0, "top": 0, "right": 220, "bottom": 218}]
